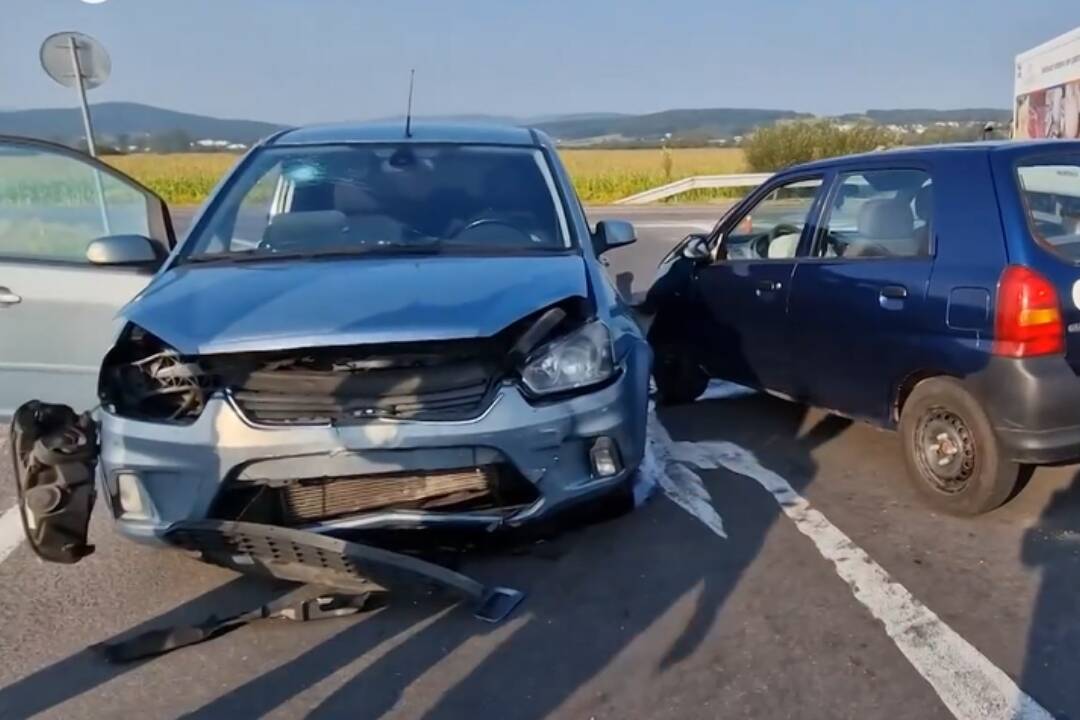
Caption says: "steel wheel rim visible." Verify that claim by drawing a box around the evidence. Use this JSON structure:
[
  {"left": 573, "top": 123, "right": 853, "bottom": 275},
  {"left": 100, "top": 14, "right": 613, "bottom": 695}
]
[{"left": 913, "top": 406, "right": 976, "bottom": 494}]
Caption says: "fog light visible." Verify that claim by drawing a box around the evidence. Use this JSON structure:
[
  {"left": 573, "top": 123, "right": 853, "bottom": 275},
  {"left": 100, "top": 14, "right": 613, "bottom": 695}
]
[
  {"left": 589, "top": 437, "right": 621, "bottom": 478},
  {"left": 116, "top": 472, "right": 147, "bottom": 516}
]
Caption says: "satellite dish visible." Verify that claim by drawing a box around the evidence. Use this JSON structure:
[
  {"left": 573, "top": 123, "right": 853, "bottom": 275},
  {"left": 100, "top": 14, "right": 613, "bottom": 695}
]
[{"left": 40, "top": 31, "right": 111, "bottom": 90}]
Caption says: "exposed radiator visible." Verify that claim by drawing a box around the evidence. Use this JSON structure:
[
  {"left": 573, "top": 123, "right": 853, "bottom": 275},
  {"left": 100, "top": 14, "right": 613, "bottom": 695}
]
[{"left": 281, "top": 467, "right": 496, "bottom": 523}]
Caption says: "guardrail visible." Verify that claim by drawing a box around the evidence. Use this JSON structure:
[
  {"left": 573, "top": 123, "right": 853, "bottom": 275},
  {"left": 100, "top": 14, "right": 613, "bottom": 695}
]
[{"left": 613, "top": 172, "right": 773, "bottom": 205}]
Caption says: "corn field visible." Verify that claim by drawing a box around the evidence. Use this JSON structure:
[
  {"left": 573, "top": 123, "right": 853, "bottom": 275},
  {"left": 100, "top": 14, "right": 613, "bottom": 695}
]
[
  {"left": 0, "top": 148, "right": 749, "bottom": 208},
  {"left": 107, "top": 153, "right": 239, "bottom": 205}
]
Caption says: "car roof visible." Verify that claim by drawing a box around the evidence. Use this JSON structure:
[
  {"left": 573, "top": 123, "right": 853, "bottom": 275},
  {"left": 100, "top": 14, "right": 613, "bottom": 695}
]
[
  {"left": 270, "top": 121, "right": 541, "bottom": 147},
  {"left": 787, "top": 140, "right": 1080, "bottom": 174}
]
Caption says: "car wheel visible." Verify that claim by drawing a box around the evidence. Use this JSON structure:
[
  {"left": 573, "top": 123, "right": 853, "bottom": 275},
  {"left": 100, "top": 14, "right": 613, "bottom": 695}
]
[
  {"left": 653, "top": 345, "right": 708, "bottom": 406},
  {"left": 899, "top": 377, "right": 1021, "bottom": 515}
]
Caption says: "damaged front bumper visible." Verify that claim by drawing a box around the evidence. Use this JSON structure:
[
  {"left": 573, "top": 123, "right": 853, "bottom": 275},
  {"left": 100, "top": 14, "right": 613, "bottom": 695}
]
[{"left": 97, "top": 341, "right": 650, "bottom": 546}]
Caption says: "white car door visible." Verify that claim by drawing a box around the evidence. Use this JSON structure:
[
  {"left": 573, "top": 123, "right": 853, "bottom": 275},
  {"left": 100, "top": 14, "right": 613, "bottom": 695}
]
[{"left": 0, "top": 136, "right": 175, "bottom": 419}]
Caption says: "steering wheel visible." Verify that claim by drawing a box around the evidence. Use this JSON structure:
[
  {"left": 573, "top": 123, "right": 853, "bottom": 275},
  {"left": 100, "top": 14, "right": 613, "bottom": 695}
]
[
  {"left": 450, "top": 216, "right": 539, "bottom": 244},
  {"left": 768, "top": 223, "right": 801, "bottom": 240},
  {"left": 822, "top": 231, "right": 847, "bottom": 257},
  {"left": 748, "top": 223, "right": 800, "bottom": 258}
]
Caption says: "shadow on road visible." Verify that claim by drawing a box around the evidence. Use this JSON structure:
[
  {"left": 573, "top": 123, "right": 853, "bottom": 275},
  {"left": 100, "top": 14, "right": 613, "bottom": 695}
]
[
  {"left": 0, "top": 390, "right": 856, "bottom": 719},
  {"left": 1019, "top": 467, "right": 1080, "bottom": 719},
  {"left": 183, "top": 390, "right": 849, "bottom": 719},
  {"left": 0, "top": 575, "right": 292, "bottom": 719}
]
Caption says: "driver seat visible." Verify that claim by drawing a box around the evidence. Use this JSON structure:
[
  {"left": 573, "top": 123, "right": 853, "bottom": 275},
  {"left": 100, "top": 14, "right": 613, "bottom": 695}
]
[
  {"left": 767, "top": 230, "right": 802, "bottom": 259},
  {"left": 332, "top": 181, "right": 405, "bottom": 244},
  {"left": 847, "top": 199, "right": 916, "bottom": 258}
]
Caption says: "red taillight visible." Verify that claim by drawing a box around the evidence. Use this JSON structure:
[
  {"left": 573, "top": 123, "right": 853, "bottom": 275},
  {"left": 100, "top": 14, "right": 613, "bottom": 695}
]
[{"left": 993, "top": 265, "right": 1065, "bottom": 357}]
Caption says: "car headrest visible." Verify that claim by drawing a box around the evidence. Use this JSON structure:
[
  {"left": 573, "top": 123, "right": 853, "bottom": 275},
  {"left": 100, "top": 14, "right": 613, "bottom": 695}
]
[
  {"left": 262, "top": 210, "right": 347, "bottom": 251},
  {"left": 333, "top": 182, "right": 378, "bottom": 215},
  {"left": 858, "top": 199, "right": 914, "bottom": 240},
  {"left": 914, "top": 184, "right": 934, "bottom": 222}
]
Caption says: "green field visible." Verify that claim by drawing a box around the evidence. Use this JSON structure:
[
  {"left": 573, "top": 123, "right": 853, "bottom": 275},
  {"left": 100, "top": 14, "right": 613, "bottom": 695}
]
[
  {"left": 560, "top": 148, "right": 747, "bottom": 203},
  {"left": 100, "top": 148, "right": 748, "bottom": 206},
  {"left": 107, "top": 153, "right": 240, "bottom": 205}
]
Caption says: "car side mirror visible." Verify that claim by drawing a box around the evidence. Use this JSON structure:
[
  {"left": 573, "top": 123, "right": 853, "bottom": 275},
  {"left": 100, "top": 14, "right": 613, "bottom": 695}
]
[
  {"left": 681, "top": 234, "right": 712, "bottom": 261},
  {"left": 592, "top": 220, "right": 637, "bottom": 255},
  {"left": 86, "top": 234, "right": 162, "bottom": 268}
]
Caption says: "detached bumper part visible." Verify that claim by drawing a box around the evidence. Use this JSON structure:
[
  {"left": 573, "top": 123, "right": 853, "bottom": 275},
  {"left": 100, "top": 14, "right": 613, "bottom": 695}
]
[
  {"left": 165, "top": 520, "right": 525, "bottom": 622},
  {"left": 10, "top": 401, "right": 100, "bottom": 564},
  {"left": 99, "top": 585, "right": 386, "bottom": 663}
]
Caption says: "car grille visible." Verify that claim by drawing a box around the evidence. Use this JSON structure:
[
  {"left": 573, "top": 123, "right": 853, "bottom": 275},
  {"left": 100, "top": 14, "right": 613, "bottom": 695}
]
[
  {"left": 230, "top": 357, "right": 497, "bottom": 425},
  {"left": 280, "top": 467, "right": 496, "bottom": 523}
]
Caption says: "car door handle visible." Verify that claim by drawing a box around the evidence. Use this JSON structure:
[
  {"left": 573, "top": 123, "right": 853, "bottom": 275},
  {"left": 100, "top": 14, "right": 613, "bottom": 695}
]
[
  {"left": 879, "top": 285, "right": 908, "bottom": 300},
  {"left": 0, "top": 287, "right": 21, "bottom": 306},
  {"left": 756, "top": 280, "right": 783, "bottom": 293}
]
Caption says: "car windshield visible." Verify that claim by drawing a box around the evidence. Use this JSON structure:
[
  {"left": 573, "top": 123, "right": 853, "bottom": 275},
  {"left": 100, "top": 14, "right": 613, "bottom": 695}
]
[
  {"left": 1018, "top": 160, "right": 1080, "bottom": 262},
  {"left": 180, "top": 143, "right": 571, "bottom": 262}
]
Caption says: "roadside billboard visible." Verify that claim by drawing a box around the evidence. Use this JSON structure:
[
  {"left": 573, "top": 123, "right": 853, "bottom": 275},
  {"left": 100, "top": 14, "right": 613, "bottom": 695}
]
[{"left": 1015, "top": 25, "right": 1080, "bottom": 139}]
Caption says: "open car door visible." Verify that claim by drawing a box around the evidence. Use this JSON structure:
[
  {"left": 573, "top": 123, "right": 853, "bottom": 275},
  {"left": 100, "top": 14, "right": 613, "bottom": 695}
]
[{"left": 0, "top": 135, "right": 174, "bottom": 419}]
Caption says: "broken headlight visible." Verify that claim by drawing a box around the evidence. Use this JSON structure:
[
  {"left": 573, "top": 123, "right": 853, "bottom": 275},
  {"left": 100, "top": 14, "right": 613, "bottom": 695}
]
[
  {"left": 520, "top": 321, "right": 614, "bottom": 396},
  {"left": 99, "top": 325, "right": 210, "bottom": 422}
]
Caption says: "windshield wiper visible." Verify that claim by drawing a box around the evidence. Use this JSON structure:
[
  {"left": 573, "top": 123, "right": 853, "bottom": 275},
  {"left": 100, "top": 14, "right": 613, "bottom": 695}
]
[
  {"left": 183, "top": 241, "right": 444, "bottom": 265},
  {"left": 363, "top": 239, "right": 444, "bottom": 254},
  {"left": 183, "top": 249, "right": 266, "bottom": 264}
]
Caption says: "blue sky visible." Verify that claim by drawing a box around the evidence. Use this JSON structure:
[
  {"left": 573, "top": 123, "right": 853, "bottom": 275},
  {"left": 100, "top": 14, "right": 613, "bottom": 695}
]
[{"left": 3, "top": 0, "right": 1079, "bottom": 123}]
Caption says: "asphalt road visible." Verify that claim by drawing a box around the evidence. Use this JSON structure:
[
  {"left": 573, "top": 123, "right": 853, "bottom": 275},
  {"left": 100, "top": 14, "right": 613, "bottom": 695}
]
[{"left": 1, "top": 206, "right": 1079, "bottom": 719}]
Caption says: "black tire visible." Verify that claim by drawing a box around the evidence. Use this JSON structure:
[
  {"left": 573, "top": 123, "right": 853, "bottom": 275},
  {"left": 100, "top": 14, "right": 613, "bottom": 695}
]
[
  {"left": 899, "top": 377, "right": 1021, "bottom": 516},
  {"left": 653, "top": 345, "right": 709, "bottom": 406}
]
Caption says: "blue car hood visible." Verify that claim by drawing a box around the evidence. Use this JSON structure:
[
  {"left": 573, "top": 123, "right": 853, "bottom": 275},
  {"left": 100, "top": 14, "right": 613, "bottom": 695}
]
[{"left": 126, "top": 254, "right": 590, "bottom": 355}]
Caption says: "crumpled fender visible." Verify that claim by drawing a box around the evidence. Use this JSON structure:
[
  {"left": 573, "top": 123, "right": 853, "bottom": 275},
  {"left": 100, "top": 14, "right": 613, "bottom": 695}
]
[{"left": 10, "top": 401, "right": 99, "bottom": 564}]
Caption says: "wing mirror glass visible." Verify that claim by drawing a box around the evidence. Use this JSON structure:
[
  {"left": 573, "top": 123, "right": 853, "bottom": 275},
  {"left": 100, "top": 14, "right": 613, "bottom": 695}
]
[
  {"left": 86, "top": 234, "right": 162, "bottom": 268},
  {"left": 593, "top": 220, "right": 637, "bottom": 255}
]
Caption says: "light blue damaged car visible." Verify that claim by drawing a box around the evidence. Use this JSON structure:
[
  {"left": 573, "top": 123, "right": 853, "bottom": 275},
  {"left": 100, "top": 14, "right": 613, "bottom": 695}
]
[{"left": 1, "top": 124, "right": 651, "bottom": 570}]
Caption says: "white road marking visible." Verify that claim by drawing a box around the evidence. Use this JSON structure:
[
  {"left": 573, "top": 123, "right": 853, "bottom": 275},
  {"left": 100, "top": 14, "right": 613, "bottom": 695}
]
[
  {"left": 698, "top": 379, "right": 756, "bottom": 402},
  {"left": 640, "top": 411, "right": 726, "bottom": 538},
  {"left": 0, "top": 432, "right": 25, "bottom": 566},
  {"left": 0, "top": 505, "right": 24, "bottom": 565},
  {"left": 663, "top": 433, "right": 1051, "bottom": 720}
]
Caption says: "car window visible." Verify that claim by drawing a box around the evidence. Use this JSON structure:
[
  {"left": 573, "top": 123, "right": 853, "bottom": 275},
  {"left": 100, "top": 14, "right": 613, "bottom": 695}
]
[
  {"left": 815, "top": 169, "right": 932, "bottom": 259},
  {"left": 1017, "top": 161, "right": 1080, "bottom": 262},
  {"left": 720, "top": 177, "right": 824, "bottom": 260},
  {"left": 184, "top": 143, "right": 571, "bottom": 261},
  {"left": 0, "top": 143, "right": 153, "bottom": 263}
]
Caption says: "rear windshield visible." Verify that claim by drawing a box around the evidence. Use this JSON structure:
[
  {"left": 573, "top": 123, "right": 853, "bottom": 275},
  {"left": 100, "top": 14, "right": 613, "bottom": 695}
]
[
  {"left": 1018, "top": 162, "right": 1080, "bottom": 261},
  {"left": 181, "top": 143, "right": 571, "bottom": 262}
]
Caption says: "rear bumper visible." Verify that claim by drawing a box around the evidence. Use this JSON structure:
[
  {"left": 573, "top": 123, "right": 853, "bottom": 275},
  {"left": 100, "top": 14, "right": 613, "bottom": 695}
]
[
  {"left": 98, "top": 342, "right": 651, "bottom": 545},
  {"left": 966, "top": 355, "right": 1080, "bottom": 464}
]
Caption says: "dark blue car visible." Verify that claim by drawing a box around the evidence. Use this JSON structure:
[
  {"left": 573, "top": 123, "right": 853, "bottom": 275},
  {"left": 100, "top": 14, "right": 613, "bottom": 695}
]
[{"left": 648, "top": 141, "right": 1080, "bottom": 515}]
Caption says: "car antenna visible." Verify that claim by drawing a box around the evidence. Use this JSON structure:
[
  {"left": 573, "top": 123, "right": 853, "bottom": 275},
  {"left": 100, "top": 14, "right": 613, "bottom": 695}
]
[{"left": 405, "top": 68, "right": 415, "bottom": 138}]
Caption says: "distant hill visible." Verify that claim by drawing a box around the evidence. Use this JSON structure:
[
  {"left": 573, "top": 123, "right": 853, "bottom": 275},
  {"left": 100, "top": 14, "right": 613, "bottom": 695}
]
[
  {"left": 0, "top": 102, "right": 286, "bottom": 145},
  {"left": 368, "top": 111, "right": 630, "bottom": 126},
  {"left": 0, "top": 102, "right": 1012, "bottom": 149},
  {"left": 367, "top": 109, "right": 798, "bottom": 142},
  {"left": 526, "top": 112, "right": 629, "bottom": 124},
  {"left": 535, "top": 108, "right": 812, "bottom": 141},
  {"left": 838, "top": 108, "right": 1013, "bottom": 124},
  {"left": 370, "top": 113, "right": 521, "bottom": 126}
]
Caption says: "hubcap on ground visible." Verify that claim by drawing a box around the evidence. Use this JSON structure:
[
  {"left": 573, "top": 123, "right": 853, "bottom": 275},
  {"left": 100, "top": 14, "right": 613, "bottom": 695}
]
[{"left": 914, "top": 407, "right": 975, "bottom": 494}]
